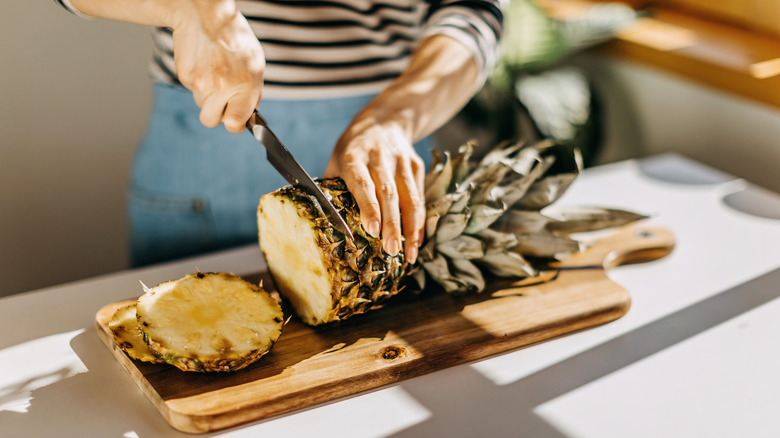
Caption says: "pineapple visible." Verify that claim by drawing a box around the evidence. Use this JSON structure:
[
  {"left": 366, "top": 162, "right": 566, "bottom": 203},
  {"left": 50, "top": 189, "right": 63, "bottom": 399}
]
[
  {"left": 109, "top": 303, "right": 164, "bottom": 364},
  {"left": 128, "top": 272, "right": 284, "bottom": 372},
  {"left": 257, "top": 140, "right": 645, "bottom": 326},
  {"left": 258, "top": 179, "right": 405, "bottom": 325}
]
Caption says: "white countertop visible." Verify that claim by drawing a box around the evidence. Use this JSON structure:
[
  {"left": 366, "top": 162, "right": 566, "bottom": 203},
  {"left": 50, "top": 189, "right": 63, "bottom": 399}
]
[{"left": 2, "top": 154, "right": 780, "bottom": 438}]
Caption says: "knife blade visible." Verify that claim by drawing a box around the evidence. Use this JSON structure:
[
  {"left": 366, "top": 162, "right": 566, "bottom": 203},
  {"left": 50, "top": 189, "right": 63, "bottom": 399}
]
[{"left": 246, "top": 110, "right": 355, "bottom": 242}]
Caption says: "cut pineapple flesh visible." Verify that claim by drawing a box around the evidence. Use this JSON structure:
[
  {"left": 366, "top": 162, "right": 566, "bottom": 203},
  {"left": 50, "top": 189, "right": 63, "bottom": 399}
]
[
  {"left": 109, "top": 303, "right": 164, "bottom": 364},
  {"left": 135, "top": 272, "right": 283, "bottom": 372},
  {"left": 258, "top": 194, "right": 333, "bottom": 325}
]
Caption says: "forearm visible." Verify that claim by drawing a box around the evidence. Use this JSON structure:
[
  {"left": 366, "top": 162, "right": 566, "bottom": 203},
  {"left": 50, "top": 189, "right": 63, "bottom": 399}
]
[
  {"left": 68, "top": 0, "right": 238, "bottom": 33},
  {"left": 347, "top": 35, "right": 481, "bottom": 144}
]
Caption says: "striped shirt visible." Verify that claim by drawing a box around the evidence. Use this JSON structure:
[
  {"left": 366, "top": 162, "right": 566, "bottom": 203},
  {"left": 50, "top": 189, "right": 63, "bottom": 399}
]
[{"left": 55, "top": 0, "right": 503, "bottom": 99}]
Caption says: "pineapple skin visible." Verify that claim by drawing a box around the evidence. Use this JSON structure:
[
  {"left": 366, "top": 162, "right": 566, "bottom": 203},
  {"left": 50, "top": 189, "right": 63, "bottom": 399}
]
[
  {"left": 109, "top": 304, "right": 165, "bottom": 364},
  {"left": 258, "top": 179, "right": 407, "bottom": 326},
  {"left": 136, "top": 272, "right": 284, "bottom": 372}
]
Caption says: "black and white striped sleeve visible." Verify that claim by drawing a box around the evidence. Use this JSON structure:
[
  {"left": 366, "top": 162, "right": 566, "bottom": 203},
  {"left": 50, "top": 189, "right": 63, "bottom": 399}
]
[
  {"left": 421, "top": 0, "right": 504, "bottom": 84},
  {"left": 52, "top": 0, "right": 93, "bottom": 18}
]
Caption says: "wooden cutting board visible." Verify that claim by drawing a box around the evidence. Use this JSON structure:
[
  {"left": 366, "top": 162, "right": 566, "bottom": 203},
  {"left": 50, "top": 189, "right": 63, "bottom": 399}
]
[{"left": 95, "top": 223, "right": 674, "bottom": 434}]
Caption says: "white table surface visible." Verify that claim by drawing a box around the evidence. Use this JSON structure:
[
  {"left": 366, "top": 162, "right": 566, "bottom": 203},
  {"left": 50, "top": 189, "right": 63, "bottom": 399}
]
[{"left": 2, "top": 154, "right": 780, "bottom": 438}]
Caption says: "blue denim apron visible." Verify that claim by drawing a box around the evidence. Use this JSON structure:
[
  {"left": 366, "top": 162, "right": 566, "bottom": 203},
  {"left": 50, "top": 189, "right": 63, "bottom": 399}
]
[{"left": 129, "top": 83, "right": 432, "bottom": 266}]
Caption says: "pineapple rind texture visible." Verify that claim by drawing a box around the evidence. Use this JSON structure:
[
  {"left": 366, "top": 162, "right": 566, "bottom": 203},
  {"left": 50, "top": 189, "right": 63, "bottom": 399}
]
[
  {"left": 134, "top": 272, "right": 284, "bottom": 372},
  {"left": 109, "top": 304, "right": 165, "bottom": 364},
  {"left": 258, "top": 140, "right": 646, "bottom": 325},
  {"left": 258, "top": 179, "right": 406, "bottom": 326}
]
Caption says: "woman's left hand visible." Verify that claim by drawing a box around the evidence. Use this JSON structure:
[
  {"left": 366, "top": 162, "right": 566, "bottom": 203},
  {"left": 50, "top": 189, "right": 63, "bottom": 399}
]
[
  {"left": 324, "top": 35, "right": 483, "bottom": 266},
  {"left": 324, "top": 117, "right": 425, "bottom": 265}
]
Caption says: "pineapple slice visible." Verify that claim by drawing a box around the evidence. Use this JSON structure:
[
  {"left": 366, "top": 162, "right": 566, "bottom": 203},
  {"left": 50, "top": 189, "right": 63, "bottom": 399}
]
[
  {"left": 136, "top": 272, "right": 283, "bottom": 372},
  {"left": 109, "top": 303, "right": 164, "bottom": 364}
]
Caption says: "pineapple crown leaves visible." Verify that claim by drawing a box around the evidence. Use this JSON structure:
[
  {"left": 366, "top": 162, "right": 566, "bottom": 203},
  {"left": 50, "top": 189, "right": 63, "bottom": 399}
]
[{"left": 412, "top": 140, "right": 646, "bottom": 295}]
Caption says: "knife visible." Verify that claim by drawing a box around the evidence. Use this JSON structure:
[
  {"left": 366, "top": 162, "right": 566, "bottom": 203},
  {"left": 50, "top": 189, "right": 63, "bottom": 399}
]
[{"left": 246, "top": 110, "right": 355, "bottom": 242}]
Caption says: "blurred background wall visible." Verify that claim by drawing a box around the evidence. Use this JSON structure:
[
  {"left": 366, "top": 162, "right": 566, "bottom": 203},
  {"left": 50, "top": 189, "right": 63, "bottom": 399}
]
[
  {"left": 2, "top": 1, "right": 780, "bottom": 297},
  {"left": 1, "top": 2, "right": 151, "bottom": 297},
  {"left": 569, "top": 52, "right": 780, "bottom": 191}
]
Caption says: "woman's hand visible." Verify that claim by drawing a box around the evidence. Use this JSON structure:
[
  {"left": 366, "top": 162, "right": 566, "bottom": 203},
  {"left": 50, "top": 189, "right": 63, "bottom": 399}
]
[
  {"left": 170, "top": 0, "right": 265, "bottom": 133},
  {"left": 324, "top": 117, "right": 426, "bottom": 264},
  {"left": 324, "top": 35, "right": 481, "bottom": 265},
  {"left": 69, "top": 0, "right": 264, "bottom": 133}
]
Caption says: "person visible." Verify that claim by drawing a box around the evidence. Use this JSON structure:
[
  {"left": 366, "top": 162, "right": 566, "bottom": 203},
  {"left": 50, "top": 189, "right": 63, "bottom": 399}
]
[{"left": 54, "top": 0, "right": 503, "bottom": 267}]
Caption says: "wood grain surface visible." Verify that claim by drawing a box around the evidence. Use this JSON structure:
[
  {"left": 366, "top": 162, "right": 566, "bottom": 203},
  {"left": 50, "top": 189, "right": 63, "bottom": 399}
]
[{"left": 95, "top": 223, "right": 675, "bottom": 433}]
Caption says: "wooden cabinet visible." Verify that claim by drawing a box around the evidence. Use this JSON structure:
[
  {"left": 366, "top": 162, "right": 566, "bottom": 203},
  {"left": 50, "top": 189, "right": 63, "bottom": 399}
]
[{"left": 659, "top": 0, "right": 780, "bottom": 36}]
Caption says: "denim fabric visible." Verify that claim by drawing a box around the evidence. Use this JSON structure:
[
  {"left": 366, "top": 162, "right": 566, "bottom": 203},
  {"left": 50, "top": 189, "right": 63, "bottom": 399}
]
[{"left": 129, "top": 83, "right": 432, "bottom": 266}]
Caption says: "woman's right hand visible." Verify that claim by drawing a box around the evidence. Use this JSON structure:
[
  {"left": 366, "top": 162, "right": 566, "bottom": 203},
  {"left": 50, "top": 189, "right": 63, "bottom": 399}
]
[{"left": 170, "top": 0, "right": 265, "bottom": 133}]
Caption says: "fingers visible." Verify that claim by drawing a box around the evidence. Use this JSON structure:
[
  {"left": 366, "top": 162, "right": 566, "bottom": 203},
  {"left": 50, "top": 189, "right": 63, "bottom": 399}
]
[
  {"left": 338, "top": 149, "right": 404, "bottom": 257},
  {"left": 340, "top": 162, "right": 382, "bottom": 239},
  {"left": 336, "top": 146, "right": 425, "bottom": 262},
  {"left": 199, "top": 92, "right": 224, "bottom": 128},
  {"left": 375, "top": 165, "right": 403, "bottom": 256},
  {"left": 327, "top": 122, "right": 425, "bottom": 262},
  {"left": 171, "top": 12, "right": 265, "bottom": 135},
  {"left": 198, "top": 89, "right": 261, "bottom": 133},
  {"left": 396, "top": 156, "right": 426, "bottom": 264},
  {"left": 223, "top": 89, "right": 261, "bottom": 133}
]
